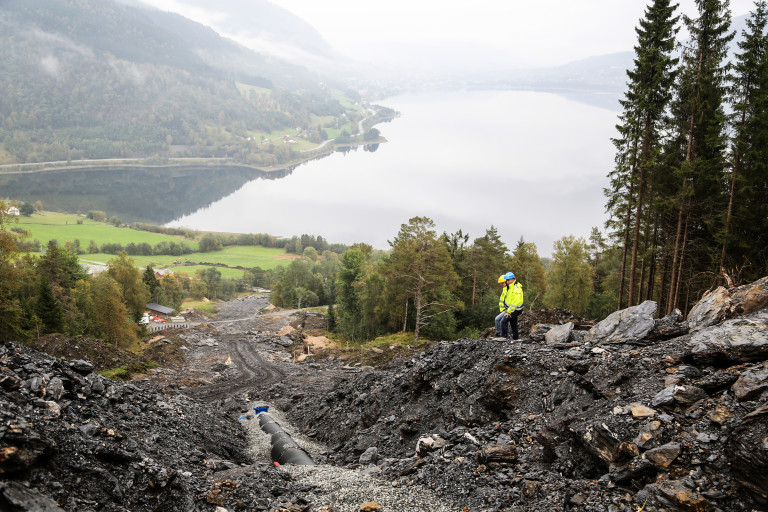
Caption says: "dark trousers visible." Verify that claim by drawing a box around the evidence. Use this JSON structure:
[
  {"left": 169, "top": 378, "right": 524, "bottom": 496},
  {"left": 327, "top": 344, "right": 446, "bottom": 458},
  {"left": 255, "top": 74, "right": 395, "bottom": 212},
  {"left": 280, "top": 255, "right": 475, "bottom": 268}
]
[{"left": 506, "top": 310, "right": 521, "bottom": 340}]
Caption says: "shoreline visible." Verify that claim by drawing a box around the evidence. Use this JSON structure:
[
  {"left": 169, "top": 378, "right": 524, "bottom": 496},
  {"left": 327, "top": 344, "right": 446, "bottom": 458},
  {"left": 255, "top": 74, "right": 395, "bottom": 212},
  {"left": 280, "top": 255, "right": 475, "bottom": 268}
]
[{"left": 0, "top": 137, "right": 388, "bottom": 176}]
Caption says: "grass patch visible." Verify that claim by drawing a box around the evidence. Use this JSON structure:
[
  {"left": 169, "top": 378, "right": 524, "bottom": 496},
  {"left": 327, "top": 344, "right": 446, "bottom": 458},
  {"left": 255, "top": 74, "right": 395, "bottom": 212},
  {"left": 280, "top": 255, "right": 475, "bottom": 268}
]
[
  {"left": 184, "top": 245, "right": 285, "bottom": 269},
  {"left": 235, "top": 82, "right": 271, "bottom": 98},
  {"left": 16, "top": 212, "right": 198, "bottom": 249},
  {"left": 15, "top": 212, "right": 289, "bottom": 276},
  {"left": 99, "top": 361, "right": 157, "bottom": 381},
  {"left": 181, "top": 299, "right": 220, "bottom": 313}
]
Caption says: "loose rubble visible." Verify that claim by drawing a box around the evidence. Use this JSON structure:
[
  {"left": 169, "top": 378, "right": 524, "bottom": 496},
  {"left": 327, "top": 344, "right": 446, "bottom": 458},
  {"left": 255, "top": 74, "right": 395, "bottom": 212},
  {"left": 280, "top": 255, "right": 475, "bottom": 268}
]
[{"left": 2, "top": 279, "right": 768, "bottom": 511}]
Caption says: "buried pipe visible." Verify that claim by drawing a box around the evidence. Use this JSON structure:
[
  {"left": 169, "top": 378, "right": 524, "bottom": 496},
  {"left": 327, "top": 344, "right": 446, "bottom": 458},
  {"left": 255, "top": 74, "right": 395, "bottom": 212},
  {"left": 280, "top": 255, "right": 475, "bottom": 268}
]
[{"left": 258, "top": 413, "right": 315, "bottom": 466}]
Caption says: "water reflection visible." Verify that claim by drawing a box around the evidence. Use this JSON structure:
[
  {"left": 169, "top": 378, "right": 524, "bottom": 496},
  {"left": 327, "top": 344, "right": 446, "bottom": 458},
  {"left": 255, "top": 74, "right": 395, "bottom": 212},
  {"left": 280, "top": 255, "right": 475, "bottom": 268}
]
[{"left": 0, "top": 165, "right": 291, "bottom": 224}]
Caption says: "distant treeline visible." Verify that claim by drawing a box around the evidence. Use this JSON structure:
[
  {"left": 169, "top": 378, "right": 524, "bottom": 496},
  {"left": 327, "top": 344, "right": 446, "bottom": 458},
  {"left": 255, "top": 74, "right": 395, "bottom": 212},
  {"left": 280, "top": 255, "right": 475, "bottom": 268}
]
[{"left": 91, "top": 211, "right": 349, "bottom": 255}]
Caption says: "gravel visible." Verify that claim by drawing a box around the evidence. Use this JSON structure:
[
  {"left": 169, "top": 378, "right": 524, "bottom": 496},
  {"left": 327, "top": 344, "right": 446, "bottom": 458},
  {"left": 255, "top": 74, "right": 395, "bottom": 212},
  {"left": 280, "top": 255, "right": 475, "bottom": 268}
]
[{"left": 240, "top": 404, "right": 454, "bottom": 512}]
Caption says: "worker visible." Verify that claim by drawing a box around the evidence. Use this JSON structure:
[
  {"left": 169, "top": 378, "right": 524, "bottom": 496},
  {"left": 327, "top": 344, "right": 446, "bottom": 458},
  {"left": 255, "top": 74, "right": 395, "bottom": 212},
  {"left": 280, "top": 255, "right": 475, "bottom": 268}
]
[
  {"left": 494, "top": 275, "right": 508, "bottom": 338},
  {"left": 497, "top": 272, "right": 523, "bottom": 341}
]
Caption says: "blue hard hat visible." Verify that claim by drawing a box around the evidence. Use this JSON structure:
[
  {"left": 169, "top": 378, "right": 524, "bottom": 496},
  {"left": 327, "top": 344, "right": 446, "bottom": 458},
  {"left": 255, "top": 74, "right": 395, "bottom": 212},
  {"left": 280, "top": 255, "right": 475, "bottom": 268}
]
[{"left": 504, "top": 272, "right": 515, "bottom": 280}]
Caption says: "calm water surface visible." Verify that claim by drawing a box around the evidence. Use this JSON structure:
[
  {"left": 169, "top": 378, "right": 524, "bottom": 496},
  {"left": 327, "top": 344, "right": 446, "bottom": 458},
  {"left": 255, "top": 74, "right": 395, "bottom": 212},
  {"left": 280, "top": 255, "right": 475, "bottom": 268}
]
[{"left": 168, "top": 90, "right": 619, "bottom": 253}]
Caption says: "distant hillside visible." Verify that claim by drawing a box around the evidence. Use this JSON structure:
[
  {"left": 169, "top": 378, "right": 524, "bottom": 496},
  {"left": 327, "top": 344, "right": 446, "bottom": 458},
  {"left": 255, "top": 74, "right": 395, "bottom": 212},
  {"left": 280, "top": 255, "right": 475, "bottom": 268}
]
[
  {"left": 133, "top": 0, "right": 334, "bottom": 60},
  {"left": 0, "top": 0, "right": 358, "bottom": 165}
]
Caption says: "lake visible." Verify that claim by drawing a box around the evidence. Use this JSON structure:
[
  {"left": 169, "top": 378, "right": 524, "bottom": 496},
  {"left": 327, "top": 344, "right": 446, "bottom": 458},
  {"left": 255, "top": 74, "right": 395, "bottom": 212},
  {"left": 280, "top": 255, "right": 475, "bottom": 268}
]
[{"left": 168, "top": 89, "right": 620, "bottom": 254}]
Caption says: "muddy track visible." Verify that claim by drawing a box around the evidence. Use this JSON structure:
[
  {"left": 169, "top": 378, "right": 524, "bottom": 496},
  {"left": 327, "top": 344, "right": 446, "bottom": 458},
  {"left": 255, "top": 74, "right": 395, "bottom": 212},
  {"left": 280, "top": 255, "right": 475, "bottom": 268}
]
[{"left": 186, "top": 337, "right": 287, "bottom": 401}]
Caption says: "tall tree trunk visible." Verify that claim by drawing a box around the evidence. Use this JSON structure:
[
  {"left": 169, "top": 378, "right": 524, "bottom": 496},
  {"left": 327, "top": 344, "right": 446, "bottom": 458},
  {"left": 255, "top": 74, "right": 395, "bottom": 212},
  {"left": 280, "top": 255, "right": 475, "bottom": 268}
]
[
  {"left": 618, "top": 146, "right": 640, "bottom": 310},
  {"left": 667, "top": 202, "right": 685, "bottom": 313},
  {"left": 720, "top": 89, "right": 749, "bottom": 273},
  {"left": 471, "top": 268, "right": 477, "bottom": 308},
  {"left": 669, "top": 51, "right": 699, "bottom": 313},
  {"left": 629, "top": 115, "right": 653, "bottom": 306},
  {"left": 402, "top": 299, "right": 408, "bottom": 332},
  {"left": 659, "top": 250, "right": 670, "bottom": 314},
  {"left": 413, "top": 273, "right": 423, "bottom": 345},
  {"left": 647, "top": 222, "right": 659, "bottom": 301},
  {"left": 673, "top": 210, "right": 691, "bottom": 311}
]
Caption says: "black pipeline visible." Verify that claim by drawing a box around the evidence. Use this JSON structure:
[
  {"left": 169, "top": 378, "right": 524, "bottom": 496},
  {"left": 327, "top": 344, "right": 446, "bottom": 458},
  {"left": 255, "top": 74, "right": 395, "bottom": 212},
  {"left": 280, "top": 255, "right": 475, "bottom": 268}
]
[{"left": 258, "top": 413, "right": 315, "bottom": 466}]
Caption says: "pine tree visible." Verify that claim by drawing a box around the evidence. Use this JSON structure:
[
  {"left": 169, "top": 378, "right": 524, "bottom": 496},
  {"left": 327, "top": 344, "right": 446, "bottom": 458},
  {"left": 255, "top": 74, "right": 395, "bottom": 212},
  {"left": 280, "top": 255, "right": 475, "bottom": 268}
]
[{"left": 385, "top": 217, "right": 460, "bottom": 345}]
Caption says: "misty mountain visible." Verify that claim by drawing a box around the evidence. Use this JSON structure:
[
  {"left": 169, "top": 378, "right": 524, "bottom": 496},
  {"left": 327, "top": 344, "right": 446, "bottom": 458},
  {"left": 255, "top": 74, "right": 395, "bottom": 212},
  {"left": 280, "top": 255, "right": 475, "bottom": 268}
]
[
  {"left": 0, "top": 0, "right": 357, "bottom": 165},
  {"left": 132, "top": 0, "right": 334, "bottom": 61}
]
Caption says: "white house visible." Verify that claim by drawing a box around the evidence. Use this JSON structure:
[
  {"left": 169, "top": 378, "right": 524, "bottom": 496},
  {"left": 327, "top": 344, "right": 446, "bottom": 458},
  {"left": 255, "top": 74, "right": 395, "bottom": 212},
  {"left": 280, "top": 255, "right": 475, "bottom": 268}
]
[{"left": 3, "top": 206, "right": 19, "bottom": 216}]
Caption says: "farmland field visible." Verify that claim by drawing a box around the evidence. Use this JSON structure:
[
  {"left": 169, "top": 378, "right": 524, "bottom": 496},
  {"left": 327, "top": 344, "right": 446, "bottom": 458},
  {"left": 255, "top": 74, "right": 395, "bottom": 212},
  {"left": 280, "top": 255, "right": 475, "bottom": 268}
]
[
  {"left": 15, "top": 213, "right": 199, "bottom": 250},
  {"left": 13, "top": 212, "right": 290, "bottom": 275}
]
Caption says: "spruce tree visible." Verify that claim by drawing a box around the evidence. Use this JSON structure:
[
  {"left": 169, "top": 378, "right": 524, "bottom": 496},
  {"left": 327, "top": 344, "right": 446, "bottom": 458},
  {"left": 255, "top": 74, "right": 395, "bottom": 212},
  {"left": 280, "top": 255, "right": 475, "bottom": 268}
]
[
  {"left": 722, "top": 1, "right": 768, "bottom": 280},
  {"left": 607, "top": 0, "right": 679, "bottom": 308},
  {"left": 663, "top": 0, "right": 733, "bottom": 312},
  {"left": 36, "top": 278, "right": 64, "bottom": 334}
]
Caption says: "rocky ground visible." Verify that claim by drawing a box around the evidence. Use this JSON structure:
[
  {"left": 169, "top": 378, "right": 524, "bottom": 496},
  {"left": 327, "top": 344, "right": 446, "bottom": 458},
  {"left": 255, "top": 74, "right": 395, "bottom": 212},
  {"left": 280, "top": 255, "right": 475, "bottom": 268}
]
[{"left": 2, "top": 278, "right": 768, "bottom": 511}]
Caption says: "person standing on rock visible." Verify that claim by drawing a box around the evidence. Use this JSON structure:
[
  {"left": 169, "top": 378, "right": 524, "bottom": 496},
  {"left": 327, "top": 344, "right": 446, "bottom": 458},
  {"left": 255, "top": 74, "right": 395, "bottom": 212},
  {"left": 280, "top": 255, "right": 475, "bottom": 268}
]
[
  {"left": 496, "top": 272, "right": 523, "bottom": 341},
  {"left": 494, "top": 275, "right": 509, "bottom": 338}
]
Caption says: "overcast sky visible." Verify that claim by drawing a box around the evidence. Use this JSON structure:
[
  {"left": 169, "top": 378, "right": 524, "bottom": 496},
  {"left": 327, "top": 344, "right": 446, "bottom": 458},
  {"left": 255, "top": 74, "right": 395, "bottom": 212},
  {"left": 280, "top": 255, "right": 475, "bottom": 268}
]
[{"left": 141, "top": 0, "right": 759, "bottom": 67}]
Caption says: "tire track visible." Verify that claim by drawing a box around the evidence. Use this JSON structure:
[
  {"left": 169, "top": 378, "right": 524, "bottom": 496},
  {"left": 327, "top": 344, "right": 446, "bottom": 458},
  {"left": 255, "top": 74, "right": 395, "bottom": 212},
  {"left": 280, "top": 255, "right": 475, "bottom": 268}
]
[{"left": 186, "top": 338, "right": 286, "bottom": 401}]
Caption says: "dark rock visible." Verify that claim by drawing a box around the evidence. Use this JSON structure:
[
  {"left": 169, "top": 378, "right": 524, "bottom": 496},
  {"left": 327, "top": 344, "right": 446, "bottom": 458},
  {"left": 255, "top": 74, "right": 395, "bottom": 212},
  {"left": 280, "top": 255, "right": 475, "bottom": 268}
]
[
  {"left": 732, "top": 363, "right": 768, "bottom": 400},
  {"left": 68, "top": 360, "right": 94, "bottom": 374},
  {"left": 476, "top": 443, "right": 517, "bottom": 464},
  {"left": 643, "top": 442, "right": 681, "bottom": 468},
  {"left": 530, "top": 324, "right": 554, "bottom": 342},
  {"left": 0, "top": 481, "right": 64, "bottom": 511}
]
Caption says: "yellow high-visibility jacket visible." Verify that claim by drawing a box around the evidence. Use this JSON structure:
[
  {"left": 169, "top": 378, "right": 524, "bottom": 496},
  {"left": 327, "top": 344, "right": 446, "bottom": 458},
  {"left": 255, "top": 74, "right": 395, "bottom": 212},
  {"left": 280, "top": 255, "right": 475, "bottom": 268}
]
[{"left": 499, "top": 282, "right": 524, "bottom": 313}]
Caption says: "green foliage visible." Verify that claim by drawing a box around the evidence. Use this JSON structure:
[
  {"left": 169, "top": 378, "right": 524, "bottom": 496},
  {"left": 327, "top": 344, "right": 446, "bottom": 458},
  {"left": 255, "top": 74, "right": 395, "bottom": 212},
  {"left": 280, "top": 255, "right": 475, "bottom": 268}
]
[
  {"left": 199, "top": 267, "right": 222, "bottom": 300},
  {"left": 107, "top": 252, "right": 150, "bottom": 319},
  {"left": 544, "top": 235, "right": 594, "bottom": 315},
  {"left": 19, "top": 203, "right": 35, "bottom": 216},
  {"left": 198, "top": 233, "right": 222, "bottom": 253},
  {"left": 326, "top": 304, "right": 337, "bottom": 332},
  {"left": 36, "top": 278, "right": 64, "bottom": 334},
  {"left": 385, "top": 217, "right": 461, "bottom": 344},
  {"left": 509, "top": 238, "right": 546, "bottom": 309}
]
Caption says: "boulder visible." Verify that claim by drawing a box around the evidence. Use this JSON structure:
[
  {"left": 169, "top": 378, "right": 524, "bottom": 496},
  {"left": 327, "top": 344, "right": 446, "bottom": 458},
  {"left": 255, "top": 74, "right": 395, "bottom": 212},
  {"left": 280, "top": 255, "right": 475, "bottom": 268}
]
[
  {"left": 687, "top": 276, "right": 768, "bottom": 331},
  {"left": 643, "top": 442, "right": 681, "bottom": 468},
  {"left": 646, "top": 309, "right": 689, "bottom": 341},
  {"left": 584, "top": 301, "right": 657, "bottom": 345},
  {"left": 687, "top": 286, "right": 731, "bottom": 331},
  {"left": 530, "top": 324, "right": 554, "bottom": 342},
  {"left": 651, "top": 385, "right": 707, "bottom": 408},
  {"left": 630, "top": 403, "right": 656, "bottom": 419},
  {"left": 686, "top": 309, "right": 768, "bottom": 365},
  {"left": 358, "top": 446, "right": 379, "bottom": 464},
  {"left": 545, "top": 322, "right": 574, "bottom": 345},
  {"left": 732, "top": 363, "right": 768, "bottom": 401},
  {"left": 730, "top": 276, "right": 768, "bottom": 317}
]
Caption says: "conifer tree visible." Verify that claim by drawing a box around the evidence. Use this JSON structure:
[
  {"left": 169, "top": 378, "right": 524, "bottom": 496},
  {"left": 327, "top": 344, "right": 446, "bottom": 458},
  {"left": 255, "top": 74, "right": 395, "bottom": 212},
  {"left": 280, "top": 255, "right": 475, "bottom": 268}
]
[
  {"left": 721, "top": 1, "right": 768, "bottom": 280},
  {"left": 36, "top": 278, "right": 64, "bottom": 334},
  {"left": 385, "top": 217, "right": 460, "bottom": 345},
  {"left": 607, "top": 0, "right": 680, "bottom": 308},
  {"left": 664, "top": 0, "right": 733, "bottom": 311}
]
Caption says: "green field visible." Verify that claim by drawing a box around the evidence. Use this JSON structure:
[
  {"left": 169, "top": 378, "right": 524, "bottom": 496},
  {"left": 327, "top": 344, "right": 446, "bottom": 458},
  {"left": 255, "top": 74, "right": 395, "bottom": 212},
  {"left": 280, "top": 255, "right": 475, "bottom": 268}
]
[
  {"left": 15, "top": 213, "right": 199, "bottom": 250},
  {"left": 12, "top": 212, "right": 290, "bottom": 276}
]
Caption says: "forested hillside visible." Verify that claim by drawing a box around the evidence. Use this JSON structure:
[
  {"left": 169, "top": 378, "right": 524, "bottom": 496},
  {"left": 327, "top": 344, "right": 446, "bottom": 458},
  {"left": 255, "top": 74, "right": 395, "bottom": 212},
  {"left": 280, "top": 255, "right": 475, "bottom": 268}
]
[{"left": 0, "top": 0, "right": 360, "bottom": 165}]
